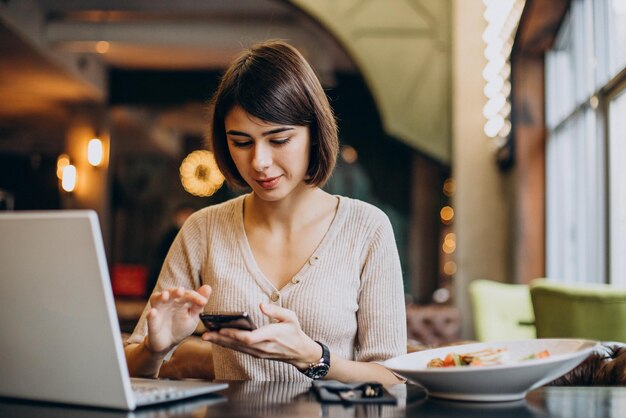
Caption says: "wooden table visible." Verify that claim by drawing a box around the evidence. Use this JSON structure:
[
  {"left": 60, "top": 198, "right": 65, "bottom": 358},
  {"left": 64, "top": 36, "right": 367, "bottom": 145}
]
[{"left": 1, "top": 381, "right": 625, "bottom": 417}]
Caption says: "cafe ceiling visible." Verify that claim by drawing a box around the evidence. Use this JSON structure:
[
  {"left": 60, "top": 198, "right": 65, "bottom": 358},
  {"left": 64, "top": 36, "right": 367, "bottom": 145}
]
[
  {"left": 41, "top": 0, "right": 354, "bottom": 71},
  {"left": 0, "top": 0, "right": 354, "bottom": 121}
]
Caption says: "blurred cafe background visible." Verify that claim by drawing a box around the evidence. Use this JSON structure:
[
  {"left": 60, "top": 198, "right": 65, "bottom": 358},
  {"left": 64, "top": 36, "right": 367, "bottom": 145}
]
[{"left": 1, "top": 0, "right": 625, "bottom": 343}]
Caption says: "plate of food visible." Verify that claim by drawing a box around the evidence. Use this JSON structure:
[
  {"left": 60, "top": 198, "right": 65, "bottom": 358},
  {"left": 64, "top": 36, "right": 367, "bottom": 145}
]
[{"left": 381, "top": 339, "right": 598, "bottom": 402}]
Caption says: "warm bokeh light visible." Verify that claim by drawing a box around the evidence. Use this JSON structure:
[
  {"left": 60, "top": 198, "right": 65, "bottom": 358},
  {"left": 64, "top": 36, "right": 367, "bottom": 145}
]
[
  {"left": 443, "top": 178, "right": 456, "bottom": 197},
  {"left": 180, "top": 150, "right": 224, "bottom": 197},
  {"left": 341, "top": 145, "right": 358, "bottom": 164},
  {"left": 95, "top": 41, "right": 110, "bottom": 54},
  {"left": 56, "top": 154, "right": 70, "bottom": 179},
  {"left": 442, "top": 240, "right": 456, "bottom": 254},
  {"left": 61, "top": 164, "right": 77, "bottom": 192},
  {"left": 440, "top": 206, "right": 454, "bottom": 224},
  {"left": 87, "top": 138, "right": 103, "bottom": 166},
  {"left": 443, "top": 261, "right": 457, "bottom": 275}
]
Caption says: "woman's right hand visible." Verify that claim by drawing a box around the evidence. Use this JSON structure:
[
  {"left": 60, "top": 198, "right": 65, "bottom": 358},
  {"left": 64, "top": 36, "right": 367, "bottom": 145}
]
[{"left": 144, "top": 285, "right": 212, "bottom": 354}]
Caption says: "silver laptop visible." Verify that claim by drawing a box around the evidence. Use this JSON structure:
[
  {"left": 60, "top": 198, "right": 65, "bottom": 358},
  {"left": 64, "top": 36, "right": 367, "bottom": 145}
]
[{"left": 0, "top": 210, "right": 227, "bottom": 410}]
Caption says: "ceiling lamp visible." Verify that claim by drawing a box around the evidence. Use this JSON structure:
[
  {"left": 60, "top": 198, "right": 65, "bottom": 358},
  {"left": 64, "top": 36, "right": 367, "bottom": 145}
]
[{"left": 179, "top": 150, "right": 224, "bottom": 197}]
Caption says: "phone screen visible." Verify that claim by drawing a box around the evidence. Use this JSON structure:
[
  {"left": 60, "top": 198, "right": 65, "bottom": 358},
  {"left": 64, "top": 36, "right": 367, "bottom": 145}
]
[{"left": 200, "top": 312, "right": 257, "bottom": 331}]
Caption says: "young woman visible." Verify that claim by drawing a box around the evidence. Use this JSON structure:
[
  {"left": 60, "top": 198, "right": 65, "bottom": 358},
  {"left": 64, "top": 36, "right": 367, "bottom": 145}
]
[{"left": 124, "top": 40, "right": 406, "bottom": 383}]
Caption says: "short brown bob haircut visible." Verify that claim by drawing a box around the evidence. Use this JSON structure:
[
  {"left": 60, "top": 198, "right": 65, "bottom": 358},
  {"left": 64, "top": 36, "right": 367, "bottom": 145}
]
[{"left": 209, "top": 40, "right": 338, "bottom": 188}]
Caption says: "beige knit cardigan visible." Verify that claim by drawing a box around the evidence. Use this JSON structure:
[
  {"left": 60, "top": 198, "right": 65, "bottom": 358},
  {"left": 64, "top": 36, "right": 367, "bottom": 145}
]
[{"left": 128, "top": 194, "right": 407, "bottom": 381}]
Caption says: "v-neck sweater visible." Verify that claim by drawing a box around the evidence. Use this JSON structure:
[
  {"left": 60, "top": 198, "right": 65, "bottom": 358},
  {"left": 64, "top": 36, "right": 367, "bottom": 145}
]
[{"left": 127, "top": 194, "right": 407, "bottom": 381}]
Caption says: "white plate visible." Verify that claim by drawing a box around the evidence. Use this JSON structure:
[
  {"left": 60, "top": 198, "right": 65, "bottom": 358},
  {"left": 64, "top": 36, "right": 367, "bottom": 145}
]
[{"left": 382, "top": 339, "right": 598, "bottom": 402}]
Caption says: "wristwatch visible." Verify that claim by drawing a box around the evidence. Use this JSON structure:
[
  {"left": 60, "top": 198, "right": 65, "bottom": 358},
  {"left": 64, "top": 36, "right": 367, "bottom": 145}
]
[{"left": 302, "top": 341, "right": 330, "bottom": 380}]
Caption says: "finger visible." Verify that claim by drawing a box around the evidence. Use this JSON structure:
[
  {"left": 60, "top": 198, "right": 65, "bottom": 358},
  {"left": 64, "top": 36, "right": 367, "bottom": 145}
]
[
  {"left": 155, "top": 287, "right": 186, "bottom": 303},
  {"left": 184, "top": 289, "right": 209, "bottom": 306},
  {"left": 201, "top": 332, "right": 235, "bottom": 346},
  {"left": 204, "top": 334, "right": 268, "bottom": 358},
  {"left": 171, "top": 291, "right": 207, "bottom": 318},
  {"left": 161, "top": 288, "right": 205, "bottom": 310},
  {"left": 260, "top": 303, "right": 298, "bottom": 324},
  {"left": 173, "top": 287, "right": 185, "bottom": 298},
  {"left": 146, "top": 308, "right": 160, "bottom": 329},
  {"left": 147, "top": 307, "right": 156, "bottom": 321},
  {"left": 151, "top": 290, "right": 183, "bottom": 310},
  {"left": 210, "top": 337, "right": 292, "bottom": 361},
  {"left": 149, "top": 290, "right": 164, "bottom": 306},
  {"left": 201, "top": 331, "right": 221, "bottom": 343},
  {"left": 203, "top": 331, "right": 250, "bottom": 347},
  {"left": 218, "top": 328, "right": 257, "bottom": 344},
  {"left": 150, "top": 288, "right": 199, "bottom": 313},
  {"left": 197, "top": 284, "right": 212, "bottom": 299},
  {"left": 220, "top": 323, "right": 287, "bottom": 346},
  {"left": 189, "top": 299, "right": 208, "bottom": 317}
]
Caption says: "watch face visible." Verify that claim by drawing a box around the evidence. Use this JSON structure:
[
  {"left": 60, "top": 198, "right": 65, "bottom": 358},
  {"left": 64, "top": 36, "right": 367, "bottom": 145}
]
[
  {"left": 306, "top": 363, "right": 330, "bottom": 380},
  {"left": 303, "top": 341, "right": 331, "bottom": 380}
]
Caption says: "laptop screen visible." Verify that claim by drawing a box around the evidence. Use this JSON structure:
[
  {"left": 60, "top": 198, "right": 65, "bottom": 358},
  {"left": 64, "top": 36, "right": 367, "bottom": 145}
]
[{"left": 0, "top": 211, "right": 134, "bottom": 409}]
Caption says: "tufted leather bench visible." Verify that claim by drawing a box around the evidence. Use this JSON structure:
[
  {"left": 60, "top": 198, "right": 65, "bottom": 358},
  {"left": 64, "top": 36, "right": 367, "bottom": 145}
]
[{"left": 405, "top": 303, "right": 462, "bottom": 350}]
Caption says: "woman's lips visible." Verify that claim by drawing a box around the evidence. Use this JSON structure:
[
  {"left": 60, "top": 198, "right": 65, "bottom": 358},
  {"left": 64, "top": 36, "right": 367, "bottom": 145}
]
[{"left": 255, "top": 176, "right": 281, "bottom": 189}]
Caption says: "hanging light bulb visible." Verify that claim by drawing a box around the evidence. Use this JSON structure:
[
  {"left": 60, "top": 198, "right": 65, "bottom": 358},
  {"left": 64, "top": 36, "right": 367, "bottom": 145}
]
[
  {"left": 87, "top": 138, "right": 103, "bottom": 167},
  {"left": 56, "top": 154, "right": 70, "bottom": 179},
  {"left": 62, "top": 165, "right": 77, "bottom": 192}
]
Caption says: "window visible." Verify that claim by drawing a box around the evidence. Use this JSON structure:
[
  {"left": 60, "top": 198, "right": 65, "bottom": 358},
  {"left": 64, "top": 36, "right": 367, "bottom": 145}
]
[
  {"left": 607, "top": 0, "right": 626, "bottom": 79},
  {"left": 609, "top": 89, "right": 626, "bottom": 286},
  {"left": 545, "top": 0, "right": 625, "bottom": 284}
]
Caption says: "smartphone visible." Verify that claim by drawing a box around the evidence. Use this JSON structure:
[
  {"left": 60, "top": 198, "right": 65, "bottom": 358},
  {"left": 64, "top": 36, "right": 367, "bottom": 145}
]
[{"left": 199, "top": 311, "right": 257, "bottom": 331}]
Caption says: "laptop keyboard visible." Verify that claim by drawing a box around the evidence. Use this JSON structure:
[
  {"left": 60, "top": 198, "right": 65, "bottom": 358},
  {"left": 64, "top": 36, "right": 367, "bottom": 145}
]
[
  {"left": 130, "top": 379, "right": 228, "bottom": 407},
  {"left": 132, "top": 382, "right": 181, "bottom": 403}
]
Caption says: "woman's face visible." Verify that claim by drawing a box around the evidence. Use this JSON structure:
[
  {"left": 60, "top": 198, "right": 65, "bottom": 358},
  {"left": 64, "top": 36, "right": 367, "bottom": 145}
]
[{"left": 224, "top": 105, "right": 311, "bottom": 202}]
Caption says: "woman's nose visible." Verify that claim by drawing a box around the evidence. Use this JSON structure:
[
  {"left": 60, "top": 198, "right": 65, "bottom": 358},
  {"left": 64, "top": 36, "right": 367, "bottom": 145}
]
[{"left": 252, "top": 144, "right": 272, "bottom": 172}]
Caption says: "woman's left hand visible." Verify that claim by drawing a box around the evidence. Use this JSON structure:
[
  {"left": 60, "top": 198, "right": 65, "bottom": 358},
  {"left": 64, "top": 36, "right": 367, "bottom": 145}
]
[{"left": 200, "top": 303, "right": 322, "bottom": 370}]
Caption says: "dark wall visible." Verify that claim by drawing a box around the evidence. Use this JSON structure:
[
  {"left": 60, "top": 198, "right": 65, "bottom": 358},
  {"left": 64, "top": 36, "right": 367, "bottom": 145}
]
[
  {"left": 109, "top": 69, "right": 221, "bottom": 106},
  {"left": 328, "top": 72, "right": 413, "bottom": 215},
  {"left": 0, "top": 153, "right": 60, "bottom": 210}
]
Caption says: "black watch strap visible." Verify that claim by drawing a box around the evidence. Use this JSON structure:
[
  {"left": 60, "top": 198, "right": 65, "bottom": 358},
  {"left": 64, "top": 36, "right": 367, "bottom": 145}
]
[{"left": 302, "top": 341, "right": 330, "bottom": 380}]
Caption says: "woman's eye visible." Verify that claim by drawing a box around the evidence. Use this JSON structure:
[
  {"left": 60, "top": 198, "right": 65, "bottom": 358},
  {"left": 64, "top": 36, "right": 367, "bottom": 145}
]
[
  {"left": 232, "top": 141, "right": 253, "bottom": 148},
  {"left": 271, "top": 138, "right": 291, "bottom": 146}
]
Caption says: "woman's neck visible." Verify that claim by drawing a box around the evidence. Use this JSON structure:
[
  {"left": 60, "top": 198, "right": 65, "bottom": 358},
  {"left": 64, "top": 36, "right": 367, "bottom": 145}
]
[{"left": 244, "top": 187, "right": 335, "bottom": 233}]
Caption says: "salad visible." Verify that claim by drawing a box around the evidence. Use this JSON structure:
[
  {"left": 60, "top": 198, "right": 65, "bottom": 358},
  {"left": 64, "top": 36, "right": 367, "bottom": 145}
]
[{"left": 427, "top": 348, "right": 550, "bottom": 368}]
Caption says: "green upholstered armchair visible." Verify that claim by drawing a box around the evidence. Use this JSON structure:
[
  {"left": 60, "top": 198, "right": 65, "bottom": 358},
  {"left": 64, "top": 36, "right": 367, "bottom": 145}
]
[
  {"left": 530, "top": 279, "right": 626, "bottom": 342},
  {"left": 469, "top": 279, "right": 536, "bottom": 342}
]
